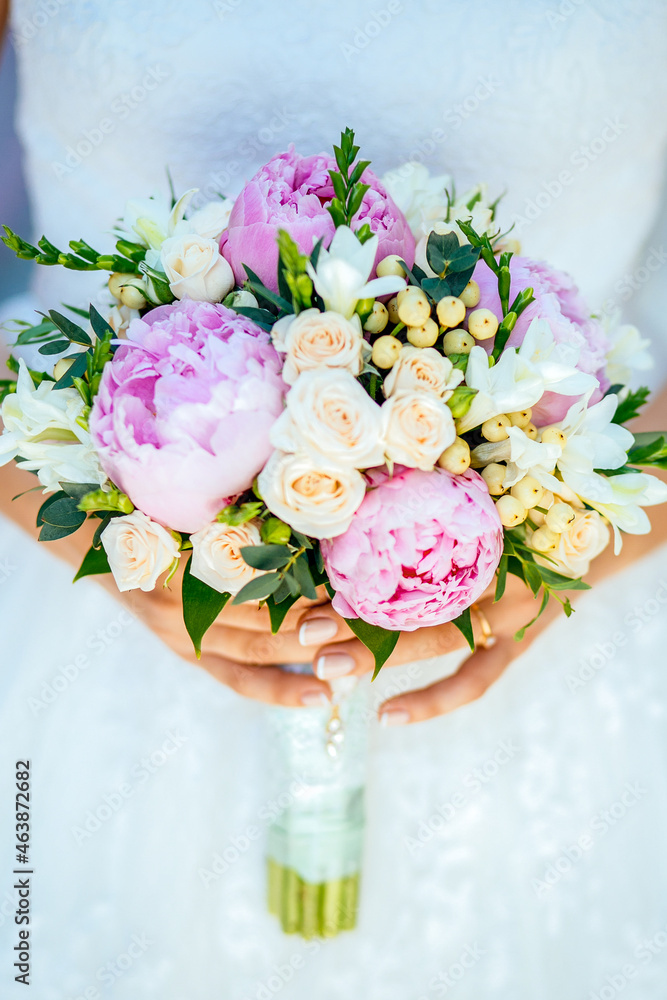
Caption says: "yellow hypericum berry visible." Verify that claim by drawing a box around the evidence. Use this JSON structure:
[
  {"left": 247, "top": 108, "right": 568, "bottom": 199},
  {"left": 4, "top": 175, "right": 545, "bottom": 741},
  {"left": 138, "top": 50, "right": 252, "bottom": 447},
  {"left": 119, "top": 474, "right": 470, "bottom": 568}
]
[
  {"left": 442, "top": 329, "right": 475, "bottom": 355},
  {"left": 541, "top": 426, "right": 568, "bottom": 448},
  {"left": 397, "top": 290, "right": 431, "bottom": 327},
  {"left": 524, "top": 422, "right": 538, "bottom": 440},
  {"left": 510, "top": 475, "right": 545, "bottom": 509},
  {"left": 436, "top": 295, "right": 466, "bottom": 329},
  {"left": 508, "top": 409, "right": 532, "bottom": 428},
  {"left": 108, "top": 272, "right": 127, "bottom": 299},
  {"left": 371, "top": 335, "right": 402, "bottom": 369},
  {"left": 495, "top": 494, "right": 527, "bottom": 528},
  {"left": 481, "top": 463, "right": 507, "bottom": 495},
  {"left": 545, "top": 502, "right": 576, "bottom": 533},
  {"left": 376, "top": 255, "right": 406, "bottom": 278},
  {"left": 119, "top": 284, "right": 147, "bottom": 310},
  {"left": 53, "top": 357, "right": 75, "bottom": 380},
  {"left": 531, "top": 525, "right": 560, "bottom": 552},
  {"left": 468, "top": 308, "right": 499, "bottom": 340},
  {"left": 363, "top": 301, "right": 389, "bottom": 334},
  {"left": 387, "top": 296, "right": 400, "bottom": 324},
  {"left": 396, "top": 285, "right": 422, "bottom": 305},
  {"left": 407, "top": 317, "right": 439, "bottom": 348},
  {"left": 481, "top": 414, "right": 511, "bottom": 442},
  {"left": 459, "top": 279, "right": 481, "bottom": 308},
  {"left": 437, "top": 437, "right": 471, "bottom": 475}
]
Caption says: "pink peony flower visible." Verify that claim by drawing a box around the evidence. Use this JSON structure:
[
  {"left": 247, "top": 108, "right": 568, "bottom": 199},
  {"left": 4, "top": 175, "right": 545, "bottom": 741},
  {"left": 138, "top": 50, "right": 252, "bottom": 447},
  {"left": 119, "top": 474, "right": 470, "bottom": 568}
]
[
  {"left": 89, "top": 300, "right": 285, "bottom": 533},
  {"left": 322, "top": 466, "right": 503, "bottom": 631},
  {"left": 220, "top": 146, "right": 415, "bottom": 292},
  {"left": 474, "top": 256, "right": 610, "bottom": 423}
]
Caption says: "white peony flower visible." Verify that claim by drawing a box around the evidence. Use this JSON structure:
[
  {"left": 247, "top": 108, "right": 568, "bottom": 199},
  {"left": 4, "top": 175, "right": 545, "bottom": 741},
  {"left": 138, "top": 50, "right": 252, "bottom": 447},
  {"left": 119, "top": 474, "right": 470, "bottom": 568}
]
[
  {"left": 114, "top": 189, "right": 197, "bottom": 250},
  {"left": 160, "top": 234, "right": 234, "bottom": 302},
  {"left": 271, "top": 369, "right": 385, "bottom": 470},
  {"left": 101, "top": 511, "right": 180, "bottom": 592},
  {"left": 258, "top": 450, "right": 366, "bottom": 539},
  {"left": 305, "top": 226, "right": 405, "bottom": 318},
  {"left": 0, "top": 360, "right": 105, "bottom": 492},
  {"left": 382, "top": 345, "right": 463, "bottom": 400},
  {"left": 604, "top": 321, "right": 653, "bottom": 386},
  {"left": 190, "top": 520, "right": 262, "bottom": 595},
  {"left": 381, "top": 391, "right": 456, "bottom": 471},
  {"left": 271, "top": 308, "right": 370, "bottom": 386},
  {"left": 534, "top": 509, "right": 610, "bottom": 578},
  {"left": 184, "top": 198, "right": 234, "bottom": 241}
]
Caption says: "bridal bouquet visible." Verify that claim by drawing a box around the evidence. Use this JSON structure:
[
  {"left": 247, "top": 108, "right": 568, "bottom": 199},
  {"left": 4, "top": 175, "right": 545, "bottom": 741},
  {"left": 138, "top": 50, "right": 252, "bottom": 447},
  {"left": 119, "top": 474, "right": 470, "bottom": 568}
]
[{"left": 2, "top": 128, "right": 666, "bottom": 937}]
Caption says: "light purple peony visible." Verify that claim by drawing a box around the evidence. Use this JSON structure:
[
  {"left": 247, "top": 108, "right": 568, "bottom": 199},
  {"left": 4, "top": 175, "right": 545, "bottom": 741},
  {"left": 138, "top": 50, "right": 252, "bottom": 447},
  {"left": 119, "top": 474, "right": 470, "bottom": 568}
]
[
  {"left": 322, "top": 467, "right": 503, "bottom": 631},
  {"left": 89, "top": 300, "right": 285, "bottom": 533},
  {"left": 474, "top": 256, "right": 610, "bottom": 423},
  {"left": 220, "top": 146, "right": 415, "bottom": 292}
]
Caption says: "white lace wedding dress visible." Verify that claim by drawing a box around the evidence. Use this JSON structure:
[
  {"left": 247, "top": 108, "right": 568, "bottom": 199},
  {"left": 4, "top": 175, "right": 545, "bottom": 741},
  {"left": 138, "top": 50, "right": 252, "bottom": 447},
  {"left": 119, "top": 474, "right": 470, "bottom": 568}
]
[{"left": 3, "top": 2, "right": 667, "bottom": 997}]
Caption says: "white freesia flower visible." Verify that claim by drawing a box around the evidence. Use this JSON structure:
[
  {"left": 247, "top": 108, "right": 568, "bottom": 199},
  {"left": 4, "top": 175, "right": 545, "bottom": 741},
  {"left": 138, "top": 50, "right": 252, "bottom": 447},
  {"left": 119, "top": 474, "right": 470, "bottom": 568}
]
[
  {"left": 101, "top": 511, "right": 180, "bottom": 593},
  {"left": 271, "top": 308, "right": 370, "bottom": 385},
  {"left": 518, "top": 319, "right": 599, "bottom": 398},
  {"left": 458, "top": 346, "right": 543, "bottom": 434},
  {"left": 414, "top": 185, "right": 496, "bottom": 275},
  {"left": 382, "top": 391, "right": 456, "bottom": 471},
  {"left": 185, "top": 198, "right": 234, "bottom": 241},
  {"left": 271, "top": 369, "right": 385, "bottom": 470},
  {"left": 160, "top": 234, "right": 234, "bottom": 302},
  {"left": 0, "top": 360, "right": 105, "bottom": 492},
  {"left": 190, "top": 520, "right": 262, "bottom": 595},
  {"left": 381, "top": 162, "right": 453, "bottom": 240},
  {"left": 114, "top": 189, "right": 197, "bottom": 250},
  {"left": 258, "top": 450, "right": 366, "bottom": 539},
  {"left": 306, "top": 226, "right": 405, "bottom": 318},
  {"left": 382, "top": 345, "right": 464, "bottom": 400},
  {"left": 533, "top": 510, "right": 610, "bottom": 578},
  {"left": 604, "top": 320, "right": 653, "bottom": 386},
  {"left": 570, "top": 471, "right": 667, "bottom": 553}
]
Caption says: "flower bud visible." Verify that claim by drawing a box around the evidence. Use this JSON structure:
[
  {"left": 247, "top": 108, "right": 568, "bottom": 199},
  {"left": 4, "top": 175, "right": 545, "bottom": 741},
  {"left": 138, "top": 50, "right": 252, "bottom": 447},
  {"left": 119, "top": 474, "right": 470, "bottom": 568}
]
[
  {"left": 495, "top": 494, "right": 527, "bottom": 528},
  {"left": 406, "top": 318, "right": 439, "bottom": 348},
  {"left": 437, "top": 437, "right": 471, "bottom": 475},
  {"left": 387, "top": 296, "right": 400, "bottom": 324},
  {"left": 540, "top": 426, "right": 567, "bottom": 447},
  {"left": 531, "top": 525, "right": 559, "bottom": 552},
  {"left": 226, "top": 289, "right": 259, "bottom": 309},
  {"left": 468, "top": 308, "right": 499, "bottom": 340},
  {"left": 442, "top": 329, "right": 475, "bottom": 355},
  {"left": 261, "top": 517, "right": 292, "bottom": 545},
  {"left": 481, "top": 414, "right": 511, "bottom": 442},
  {"left": 510, "top": 475, "right": 545, "bottom": 508},
  {"left": 108, "top": 272, "right": 127, "bottom": 300},
  {"left": 363, "top": 301, "right": 389, "bottom": 334},
  {"left": 397, "top": 289, "right": 431, "bottom": 327},
  {"left": 545, "top": 501, "right": 576, "bottom": 533},
  {"left": 436, "top": 296, "right": 466, "bottom": 329},
  {"left": 372, "top": 334, "right": 402, "bottom": 369},
  {"left": 508, "top": 408, "right": 532, "bottom": 428},
  {"left": 481, "top": 462, "right": 507, "bottom": 495},
  {"left": 524, "top": 422, "right": 538, "bottom": 440},
  {"left": 53, "top": 356, "right": 76, "bottom": 381},
  {"left": 376, "top": 254, "right": 406, "bottom": 278},
  {"left": 119, "top": 282, "right": 148, "bottom": 310},
  {"left": 459, "top": 279, "right": 480, "bottom": 308}
]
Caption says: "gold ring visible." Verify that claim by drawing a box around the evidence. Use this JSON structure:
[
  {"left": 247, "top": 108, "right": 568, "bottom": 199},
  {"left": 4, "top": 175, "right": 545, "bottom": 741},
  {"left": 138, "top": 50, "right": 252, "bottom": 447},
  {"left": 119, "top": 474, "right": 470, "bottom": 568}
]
[{"left": 471, "top": 603, "right": 496, "bottom": 649}]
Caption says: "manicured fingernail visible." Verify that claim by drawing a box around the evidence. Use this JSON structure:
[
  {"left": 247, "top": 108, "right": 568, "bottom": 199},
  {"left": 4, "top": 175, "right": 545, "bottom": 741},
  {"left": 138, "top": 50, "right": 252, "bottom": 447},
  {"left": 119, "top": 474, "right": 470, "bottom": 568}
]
[
  {"left": 299, "top": 617, "right": 338, "bottom": 647},
  {"left": 300, "top": 690, "right": 331, "bottom": 707},
  {"left": 379, "top": 709, "right": 410, "bottom": 727},
  {"left": 315, "top": 653, "right": 355, "bottom": 680}
]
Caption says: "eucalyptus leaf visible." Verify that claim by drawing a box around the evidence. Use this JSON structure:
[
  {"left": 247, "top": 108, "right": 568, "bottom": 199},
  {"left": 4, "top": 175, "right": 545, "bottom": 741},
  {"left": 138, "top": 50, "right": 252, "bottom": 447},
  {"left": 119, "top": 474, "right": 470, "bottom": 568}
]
[
  {"left": 240, "top": 544, "right": 291, "bottom": 571},
  {"left": 232, "top": 571, "right": 281, "bottom": 604}
]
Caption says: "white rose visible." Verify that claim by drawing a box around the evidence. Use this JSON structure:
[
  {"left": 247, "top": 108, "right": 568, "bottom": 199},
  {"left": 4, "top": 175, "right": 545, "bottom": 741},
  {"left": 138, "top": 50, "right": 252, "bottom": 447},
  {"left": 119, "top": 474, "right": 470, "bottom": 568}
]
[
  {"left": 381, "top": 391, "right": 456, "bottom": 471},
  {"left": 271, "top": 369, "right": 384, "bottom": 470},
  {"left": 101, "top": 511, "right": 180, "bottom": 592},
  {"left": 0, "top": 360, "right": 105, "bottom": 492},
  {"left": 258, "top": 450, "right": 365, "bottom": 539},
  {"left": 383, "top": 345, "right": 463, "bottom": 400},
  {"left": 186, "top": 198, "right": 234, "bottom": 241},
  {"left": 190, "top": 520, "right": 262, "bottom": 595},
  {"left": 536, "top": 510, "right": 610, "bottom": 579},
  {"left": 160, "top": 234, "right": 234, "bottom": 302},
  {"left": 271, "top": 308, "right": 370, "bottom": 386}
]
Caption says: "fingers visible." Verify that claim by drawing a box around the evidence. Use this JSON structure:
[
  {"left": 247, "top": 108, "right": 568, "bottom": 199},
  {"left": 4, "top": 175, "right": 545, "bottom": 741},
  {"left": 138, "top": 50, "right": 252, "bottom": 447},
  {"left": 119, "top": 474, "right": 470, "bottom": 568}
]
[
  {"left": 216, "top": 592, "right": 328, "bottom": 633},
  {"left": 378, "top": 638, "right": 515, "bottom": 725},
  {"left": 197, "top": 655, "right": 331, "bottom": 708}
]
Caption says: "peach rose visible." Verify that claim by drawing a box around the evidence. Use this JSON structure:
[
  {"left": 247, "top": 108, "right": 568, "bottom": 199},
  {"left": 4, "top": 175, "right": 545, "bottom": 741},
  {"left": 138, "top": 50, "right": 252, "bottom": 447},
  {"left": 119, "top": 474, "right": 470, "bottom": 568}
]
[{"left": 271, "top": 308, "right": 369, "bottom": 386}]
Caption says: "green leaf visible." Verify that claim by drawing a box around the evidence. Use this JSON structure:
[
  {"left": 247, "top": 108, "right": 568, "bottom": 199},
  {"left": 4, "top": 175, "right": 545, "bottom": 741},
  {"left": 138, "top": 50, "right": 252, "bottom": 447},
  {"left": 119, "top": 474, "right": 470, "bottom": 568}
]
[
  {"left": 39, "top": 520, "right": 84, "bottom": 541},
  {"left": 495, "top": 555, "right": 508, "bottom": 602},
  {"left": 266, "top": 592, "right": 300, "bottom": 633},
  {"left": 232, "top": 571, "right": 281, "bottom": 605},
  {"left": 627, "top": 431, "right": 667, "bottom": 469},
  {"left": 233, "top": 306, "right": 276, "bottom": 330},
  {"left": 53, "top": 351, "right": 88, "bottom": 389},
  {"left": 515, "top": 589, "right": 550, "bottom": 641},
  {"left": 536, "top": 567, "right": 591, "bottom": 591},
  {"left": 89, "top": 304, "right": 115, "bottom": 342},
  {"left": 60, "top": 481, "right": 103, "bottom": 502},
  {"left": 292, "top": 553, "right": 318, "bottom": 600},
  {"left": 447, "top": 386, "right": 477, "bottom": 419},
  {"left": 15, "top": 319, "right": 58, "bottom": 345},
  {"left": 426, "top": 231, "right": 460, "bottom": 275},
  {"left": 420, "top": 277, "right": 451, "bottom": 301},
  {"left": 451, "top": 607, "right": 475, "bottom": 652},
  {"left": 182, "top": 555, "right": 230, "bottom": 658},
  {"left": 343, "top": 617, "right": 399, "bottom": 680},
  {"left": 38, "top": 339, "right": 70, "bottom": 356},
  {"left": 49, "top": 309, "right": 92, "bottom": 346},
  {"left": 613, "top": 386, "right": 651, "bottom": 425},
  {"left": 239, "top": 544, "right": 291, "bottom": 571},
  {"left": 243, "top": 268, "right": 291, "bottom": 313},
  {"left": 36, "top": 490, "right": 67, "bottom": 526},
  {"left": 40, "top": 496, "right": 87, "bottom": 528},
  {"left": 216, "top": 501, "right": 264, "bottom": 526},
  {"left": 73, "top": 545, "right": 111, "bottom": 582}
]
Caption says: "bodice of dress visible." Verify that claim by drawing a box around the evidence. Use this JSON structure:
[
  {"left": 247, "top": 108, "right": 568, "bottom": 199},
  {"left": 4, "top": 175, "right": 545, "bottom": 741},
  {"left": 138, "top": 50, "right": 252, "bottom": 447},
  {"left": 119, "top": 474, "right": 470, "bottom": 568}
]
[{"left": 9, "top": 0, "right": 667, "bottom": 316}]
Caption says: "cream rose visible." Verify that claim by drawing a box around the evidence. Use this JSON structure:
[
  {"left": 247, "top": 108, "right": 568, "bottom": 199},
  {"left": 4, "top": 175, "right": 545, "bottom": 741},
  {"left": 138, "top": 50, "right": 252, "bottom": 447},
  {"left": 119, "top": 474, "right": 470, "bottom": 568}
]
[
  {"left": 190, "top": 520, "right": 262, "bottom": 595},
  {"left": 271, "top": 308, "right": 369, "bottom": 386},
  {"left": 381, "top": 391, "right": 456, "bottom": 471},
  {"left": 160, "top": 234, "right": 234, "bottom": 302},
  {"left": 382, "top": 345, "right": 464, "bottom": 400},
  {"left": 186, "top": 198, "right": 234, "bottom": 241},
  {"left": 101, "top": 511, "right": 180, "bottom": 593},
  {"left": 258, "top": 450, "right": 366, "bottom": 539},
  {"left": 537, "top": 509, "right": 610, "bottom": 578},
  {"left": 271, "top": 369, "right": 384, "bottom": 470}
]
